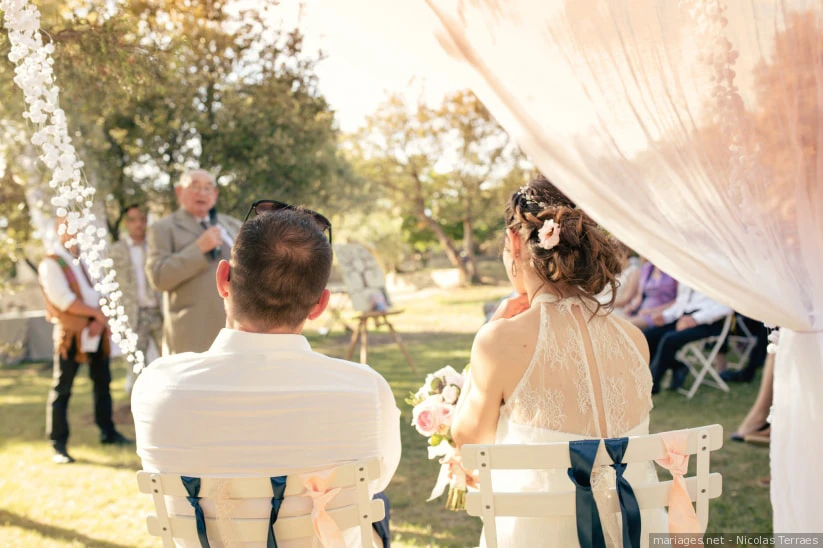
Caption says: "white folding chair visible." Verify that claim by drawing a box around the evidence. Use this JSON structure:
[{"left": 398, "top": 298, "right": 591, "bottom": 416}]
[
  {"left": 463, "top": 425, "right": 724, "bottom": 548},
  {"left": 137, "top": 458, "right": 384, "bottom": 547},
  {"left": 675, "top": 314, "right": 733, "bottom": 399},
  {"left": 724, "top": 314, "right": 758, "bottom": 371}
]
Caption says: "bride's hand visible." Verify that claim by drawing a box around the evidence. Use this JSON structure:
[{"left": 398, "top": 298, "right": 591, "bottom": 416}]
[
  {"left": 445, "top": 455, "right": 480, "bottom": 488},
  {"left": 490, "top": 293, "right": 530, "bottom": 321}
]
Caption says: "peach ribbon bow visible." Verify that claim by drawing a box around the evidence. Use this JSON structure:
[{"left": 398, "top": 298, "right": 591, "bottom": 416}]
[
  {"left": 655, "top": 432, "right": 701, "bottom": 535},
  {"left": 301, "top": 470, "right": 345, "bottom": 548}
]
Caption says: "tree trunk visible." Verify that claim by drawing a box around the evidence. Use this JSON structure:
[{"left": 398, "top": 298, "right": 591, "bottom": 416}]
[
  {"left": 418, "top": 212, "right": 471, "bottom": 285},
  {"left": 462, "top": 217, "right": 481, "bottom": 284},
  {"left": 408, "top": 169, "right": 471, "bottom": 284}
]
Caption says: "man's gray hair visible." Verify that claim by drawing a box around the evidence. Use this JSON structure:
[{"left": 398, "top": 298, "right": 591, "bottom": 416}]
[{"left": 176, "top": 169, "right": 216, "bottom": 189}]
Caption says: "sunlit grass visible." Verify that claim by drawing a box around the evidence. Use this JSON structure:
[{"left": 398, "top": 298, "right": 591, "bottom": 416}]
[{"left": 0, "top": 285, "right": 770, "bottom": 547}]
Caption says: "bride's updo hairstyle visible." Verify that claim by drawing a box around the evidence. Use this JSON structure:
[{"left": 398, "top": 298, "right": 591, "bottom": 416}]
[{"left": 505, "top": 175, "right": 625, "bottom": 313}]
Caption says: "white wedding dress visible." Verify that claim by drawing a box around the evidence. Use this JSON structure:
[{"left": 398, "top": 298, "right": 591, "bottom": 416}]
[{"left": 481, "top": 294, "right": 669, "bottom": 548}]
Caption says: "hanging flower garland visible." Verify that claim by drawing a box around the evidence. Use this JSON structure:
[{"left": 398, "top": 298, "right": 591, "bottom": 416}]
[{"left": 1, "top": 0, "right": 144, "bottom": 372}]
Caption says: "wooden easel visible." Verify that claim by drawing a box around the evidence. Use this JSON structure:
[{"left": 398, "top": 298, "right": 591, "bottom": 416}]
[
  {"left": 334, "top": 243, "right": 418, "bottom": 373},
  {"left": 344, "top": 310, "right": 418, "bottom": 373}
]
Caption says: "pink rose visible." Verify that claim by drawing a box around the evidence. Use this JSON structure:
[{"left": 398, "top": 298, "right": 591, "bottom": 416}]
[
  {"left": 442, "top": 385, "right": 460, "bottom": 405},
  {"left": 439, "top": 404, "right": 455, "bottom": 427},
  {"left": 412, "top": 399, "right": 442, "bottom": 437}
]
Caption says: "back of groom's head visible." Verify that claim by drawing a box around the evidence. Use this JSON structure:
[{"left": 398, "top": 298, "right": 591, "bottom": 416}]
[{"left": 228, "top": 209, "right": 332, "bottom": 331}]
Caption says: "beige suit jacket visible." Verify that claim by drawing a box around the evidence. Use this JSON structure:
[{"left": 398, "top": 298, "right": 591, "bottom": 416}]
[
  {"left": 110, "top": 238, "right": 162, "bottom": 328},
  {"left": 146, "top": 208, "right": 242, "bottom": 355}
]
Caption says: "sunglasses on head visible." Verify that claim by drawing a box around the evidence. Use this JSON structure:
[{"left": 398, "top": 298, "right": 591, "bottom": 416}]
[{"left": 243, "top": 199, "right": 333, "bottom": 244}]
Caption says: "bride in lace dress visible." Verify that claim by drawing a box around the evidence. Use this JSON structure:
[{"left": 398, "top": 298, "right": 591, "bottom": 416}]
[{"left": 452, "top": 176, "right": 668, "bottom": 547}]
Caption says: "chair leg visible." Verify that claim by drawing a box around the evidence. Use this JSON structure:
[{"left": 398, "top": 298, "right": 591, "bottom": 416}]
[
  {"left": 683, "top": 357, "right": 712, "bottom": 399},
  {"left": 346, "top": 321, "right": 362, "bottom": 361},
  {"left": 384, "top": 319, "right": 418, "bottom": 373},
  {"left": 704, "top": 365, "right": 730, "bottom": 393}
]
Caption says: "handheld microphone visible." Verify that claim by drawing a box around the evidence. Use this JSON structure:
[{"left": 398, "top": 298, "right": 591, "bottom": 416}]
[{"left": 208, "top": 207, "right": 220, "bottom": 260}]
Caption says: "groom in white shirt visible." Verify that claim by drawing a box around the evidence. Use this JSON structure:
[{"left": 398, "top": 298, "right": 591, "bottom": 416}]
[
  {"left": 132, "top": 206, "right": 402, "bottom": 546},
  {"left": 644, "top": 284, "right": 732, "bottom": 394}
]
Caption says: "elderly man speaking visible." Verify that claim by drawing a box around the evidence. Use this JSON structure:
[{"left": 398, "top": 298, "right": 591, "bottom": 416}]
[{"left": 146, "top": 169, "right": 242, "bottom": 355}]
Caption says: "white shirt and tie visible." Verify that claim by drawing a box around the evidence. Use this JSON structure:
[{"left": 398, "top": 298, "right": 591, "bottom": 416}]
[
  {"left": 124, "top": 236, "right": 157, "bottom": 309},
  {"left": 661, "top": 284, "right": 732, "bottom": 325},
  {"left": 132, "top": 329, "right": 402, "bottom": 547}
]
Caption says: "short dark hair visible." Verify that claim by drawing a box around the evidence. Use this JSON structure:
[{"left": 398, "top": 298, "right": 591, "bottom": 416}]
[
  {"left": 123, "top": 204, "right": 146, "bottom": 216},
  {"left": 229, "top": 209, "right": 333, "bottom": 330}
]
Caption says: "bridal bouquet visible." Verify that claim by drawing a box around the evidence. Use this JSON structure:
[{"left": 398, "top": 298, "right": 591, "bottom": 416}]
[{"left": 405, "top": 365, "right": 469, "bottom": 511}]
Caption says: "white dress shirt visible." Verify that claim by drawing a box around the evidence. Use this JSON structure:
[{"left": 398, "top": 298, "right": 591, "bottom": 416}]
[
  {"left": 132, "top": 329, "right": 402, "bottom": 547},
  {"left": 125, "top": 236, "right": 156, "bottom": 308},
  {"left": 661, "top": 284, "right": 732, "bottom": 325},
  {"left": 38, "top": 247, "right": 101, "bottom": 311}
]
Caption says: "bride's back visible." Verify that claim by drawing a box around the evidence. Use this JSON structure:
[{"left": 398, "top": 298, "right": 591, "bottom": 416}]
[
  {"left": 501, "top": 294, "right": 653, "bottom": 439},
  {"left": 459, "top": 175, "right": 666, "bottom": 547}
]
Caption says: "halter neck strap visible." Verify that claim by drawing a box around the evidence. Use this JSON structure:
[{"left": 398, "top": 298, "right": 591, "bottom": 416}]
[{"left": 531, "top": 293, "right": 576, "bottom": 305}]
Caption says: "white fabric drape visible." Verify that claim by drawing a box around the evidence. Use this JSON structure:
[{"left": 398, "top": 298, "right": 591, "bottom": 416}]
[
  {"left": 347, "top": 0, "right": 823, "bottom": 533},
  {"left": 418, "top": 0, "right": 823, "bottom": 533}
]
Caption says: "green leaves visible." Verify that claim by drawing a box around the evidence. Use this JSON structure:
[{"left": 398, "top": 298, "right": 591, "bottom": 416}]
[
  {"left": 0, "top": 0, "right": 353, "bottom": 242},
  {"left": 349, "top": 90, "right": 530, "bottom": 284}
]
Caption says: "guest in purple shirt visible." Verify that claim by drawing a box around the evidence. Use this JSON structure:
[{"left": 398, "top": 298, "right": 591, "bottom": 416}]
[{"left": 624, "top": 261, "right": 678, "bottom": 328}]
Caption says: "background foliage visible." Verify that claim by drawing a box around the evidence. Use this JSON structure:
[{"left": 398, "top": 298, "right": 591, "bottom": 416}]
[{"left": 0, "top": 0, "right": 530, "bottom": 288}]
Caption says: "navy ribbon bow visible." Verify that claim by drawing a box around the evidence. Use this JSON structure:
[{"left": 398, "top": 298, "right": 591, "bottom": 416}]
[
  {"left": 567, "top": 440, "right": 606, "bottom": 548},
  {"left": 605, "top": 438, "right": 642, "bottom": 548},
  {"left": 266, "top": 476, "right": 288, "bottom": 548},
  {"left": 181, "top": 476, "right": 210, "bottom": 548}
]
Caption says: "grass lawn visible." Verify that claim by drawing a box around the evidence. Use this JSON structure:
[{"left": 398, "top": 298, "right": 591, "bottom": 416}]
[{"left": 0, "top": 285, "right": 771, "bottom": 547}]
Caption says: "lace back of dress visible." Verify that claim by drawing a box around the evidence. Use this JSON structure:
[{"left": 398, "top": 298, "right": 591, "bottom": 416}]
[{"left": 505, "top": 297, "right": 653, "bottom": 438}]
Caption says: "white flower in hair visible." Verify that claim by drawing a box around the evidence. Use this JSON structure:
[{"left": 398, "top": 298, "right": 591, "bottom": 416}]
[{"left": 537, "top": 219, "right": 561, "bottom": 250}]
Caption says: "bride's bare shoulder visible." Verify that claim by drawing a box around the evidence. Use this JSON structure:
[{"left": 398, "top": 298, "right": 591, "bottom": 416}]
[{"left": 472, "top": 310, "right": 539, "bottom": 363}]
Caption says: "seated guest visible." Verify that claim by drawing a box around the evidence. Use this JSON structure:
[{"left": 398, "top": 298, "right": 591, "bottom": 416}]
[
  {"left": 644, "top": 284, "right": 732, "bottom": 394},
  {"left": 598, "top": 248, "right": 642, "bottom": 315},
  {"left": 132, "top": 207, "right": 402, "bottom": 547},
  {"left": 720, "top": 316, "right": 769, "bottom": 383},
  {"left": 625, "top": 261, "right": 678, "bottom": 328}
]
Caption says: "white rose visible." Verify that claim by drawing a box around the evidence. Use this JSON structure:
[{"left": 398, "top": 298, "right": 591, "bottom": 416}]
[
  {"left": 442, "top": 385, "right": 460, "bottom": 405},
  {"left": 445, "top": 373, "right": 465, "bottom": 389},
  {"left": 435, "top": 365, "right": 459, "bottom": 378}
]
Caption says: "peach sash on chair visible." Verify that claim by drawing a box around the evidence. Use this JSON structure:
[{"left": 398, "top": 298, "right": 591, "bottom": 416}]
[
  {"left": 301, "top": 470, "right": 345, "bottom": 548},
  {"left": 655, "top": 432, "right": 701, "bottom": 534}
]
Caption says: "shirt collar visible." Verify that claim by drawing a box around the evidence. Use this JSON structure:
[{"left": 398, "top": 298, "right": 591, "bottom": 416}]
[
  {"left": 208, "top": 328, "right": 312, "bottom": 354},
  {"left": 124, "top": 235, "right": 145, "bottom": 248}
]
